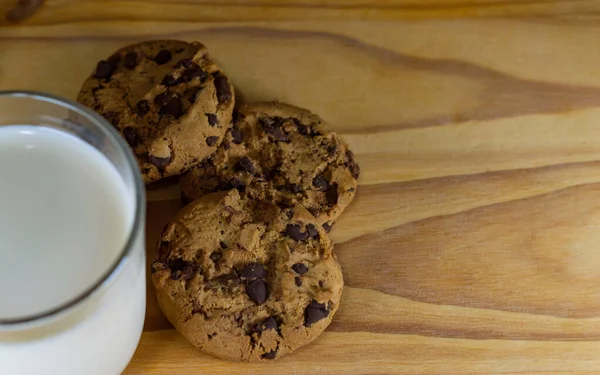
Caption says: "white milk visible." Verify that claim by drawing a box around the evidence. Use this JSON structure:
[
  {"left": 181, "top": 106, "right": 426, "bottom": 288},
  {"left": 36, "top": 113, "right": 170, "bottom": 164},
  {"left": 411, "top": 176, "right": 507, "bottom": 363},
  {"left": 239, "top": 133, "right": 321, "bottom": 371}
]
[{"left": 0, "top": 126, "right": 146, "bottom": 375}]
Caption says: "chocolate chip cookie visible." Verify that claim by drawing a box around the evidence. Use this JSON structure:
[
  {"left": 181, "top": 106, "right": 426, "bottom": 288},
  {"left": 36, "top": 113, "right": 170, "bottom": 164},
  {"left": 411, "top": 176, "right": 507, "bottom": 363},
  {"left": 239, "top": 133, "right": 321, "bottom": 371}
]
[
  {"left": 77, "top": 40, "right": 235, "bottom": 183},
  {"left": 152, "top": 189, "right": 343, "bottom": 361},
  {"left": 180, "top": 102, "right": 359, "bottom": 228}
]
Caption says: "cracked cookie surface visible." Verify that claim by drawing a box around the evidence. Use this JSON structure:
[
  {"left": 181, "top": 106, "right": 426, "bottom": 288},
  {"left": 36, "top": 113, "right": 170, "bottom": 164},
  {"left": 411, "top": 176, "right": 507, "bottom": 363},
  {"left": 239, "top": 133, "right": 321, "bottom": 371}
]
[
  {"left": 151, "top": 189, "right": 343, "bottom": 361},
  {"left": 77, "top": 39, "right": 234, "bottom": 183},
  {"left": 180, "top": 101, "right": 359, "bottom": 227}
]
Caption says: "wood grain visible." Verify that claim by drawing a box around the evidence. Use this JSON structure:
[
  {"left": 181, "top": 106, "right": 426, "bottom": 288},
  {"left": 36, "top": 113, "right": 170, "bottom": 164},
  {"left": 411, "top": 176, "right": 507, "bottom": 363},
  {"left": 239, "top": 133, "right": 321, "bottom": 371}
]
[
  {"left": 127, "top": 330, "right": 600, "bottom": 374},
  {"left": 2, "top": 1, "right": 600, "bottom": 373}
]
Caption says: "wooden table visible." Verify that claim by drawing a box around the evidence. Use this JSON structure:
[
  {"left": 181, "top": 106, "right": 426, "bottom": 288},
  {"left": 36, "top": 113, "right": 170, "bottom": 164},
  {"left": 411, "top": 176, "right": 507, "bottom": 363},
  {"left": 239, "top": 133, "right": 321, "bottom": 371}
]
[{"left": 3, "top": 1, "right": 600, "bottom": 373}]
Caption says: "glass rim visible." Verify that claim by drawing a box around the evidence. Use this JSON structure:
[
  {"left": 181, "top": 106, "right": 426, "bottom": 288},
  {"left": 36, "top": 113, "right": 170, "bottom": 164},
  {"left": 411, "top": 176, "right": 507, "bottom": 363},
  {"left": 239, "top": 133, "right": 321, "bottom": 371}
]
[{"left": 0, "top": 90, "right": 145, "bottom": 327}]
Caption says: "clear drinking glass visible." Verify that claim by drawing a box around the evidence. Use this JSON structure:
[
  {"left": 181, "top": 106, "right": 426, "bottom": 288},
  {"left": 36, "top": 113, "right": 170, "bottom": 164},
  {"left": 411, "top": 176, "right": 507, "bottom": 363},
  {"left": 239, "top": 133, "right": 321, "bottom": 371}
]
[{"left": 0, "top": 91, "right": 146, "bottom": 374}]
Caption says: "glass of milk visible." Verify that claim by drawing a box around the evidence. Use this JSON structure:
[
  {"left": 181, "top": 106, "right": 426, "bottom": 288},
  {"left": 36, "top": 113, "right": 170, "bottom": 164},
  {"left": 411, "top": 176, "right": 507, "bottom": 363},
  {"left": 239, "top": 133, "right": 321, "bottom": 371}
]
[{"left": 0, "top": 91, "right": 146, "bottom": 374}]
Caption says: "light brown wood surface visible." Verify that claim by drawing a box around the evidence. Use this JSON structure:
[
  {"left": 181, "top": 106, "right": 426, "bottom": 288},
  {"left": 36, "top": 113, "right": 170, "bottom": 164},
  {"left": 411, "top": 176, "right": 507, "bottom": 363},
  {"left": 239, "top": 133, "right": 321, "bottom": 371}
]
[{"left": 3, "top": 1, "right": 600, "bottom": 373}]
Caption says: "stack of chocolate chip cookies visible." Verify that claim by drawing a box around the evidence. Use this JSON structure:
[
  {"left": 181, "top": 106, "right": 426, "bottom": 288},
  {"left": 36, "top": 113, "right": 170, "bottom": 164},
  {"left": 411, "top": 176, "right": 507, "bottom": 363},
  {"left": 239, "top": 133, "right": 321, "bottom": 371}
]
[{"left": 77, "top": 39, "right": 360, "bottom": 362}]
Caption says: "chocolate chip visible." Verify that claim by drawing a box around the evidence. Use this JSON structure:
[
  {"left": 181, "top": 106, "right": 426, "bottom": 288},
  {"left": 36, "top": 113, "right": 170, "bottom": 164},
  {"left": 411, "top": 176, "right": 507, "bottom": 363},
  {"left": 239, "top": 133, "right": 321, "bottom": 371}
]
[
  {"left": 122, "top": 127, "right": 139, "bottom": 147},
  {"left": 102, "top": 111, "right": 120, "bottom": 127},
  {"left": 124, "top": 52, "right": 138, "bottom": 69},
  {"left": 205, "top": 113, "right": 218, "bottom": 126},
  {"left": 230, "top": 127, "right": 243, "bottom": 144},
  {"left": 153, "top": 92, "right": 169, "bottom": 106},
  {"left": 136, "top": 99, "right": 150, "bottom": 116},
  {"left": 210, "top": 252, "right": 222, "bottom": 262},
  {"left": 312, "top": 175, "right": 329, "bottom": 192},
  {"left": 264, "top": 168, "right": 278, "bottom": 182},
  {"left": 262, "top": 317, "right": 278, "bottom": 330},
  {"left": 94, "top": 60, "right": 117, "bottom": 80},
  {"left": 296, "top": 122, "right": 310, "bottom": 136},
  {"left": 318, "top": 280, "right": 325, "bottom": 288},
  {"left": 285, "top": 209, "right": 294, "bottom": 220},
  {"left": 289, "top": 184, "right": 302, "bottom": 194},
  {"left": 174, "top": 58, "right": 197, "bottom": 70},
  {"left": 219, "top": 241, "right": 228, "bottom": 249},
  {"left": 307, "top": 207, "right": 320, "bottom": 217},
  {"left": 229, "top": 178, "right": 246, "bottom": 191},
  {"left": 148, "top": 154, "right": 171, "bottom": 170},
  {"left": 246, "top": 279, "right": 268, "bottom": 304},
  {"left": 322, "top": 222, "right": 332, "bottom": 233},
  {"left": 205, "top": 136, "right": 219, "bottom": 147},
  {"left": 327, "top": 144, "right": 338, "bottom": 156},
  {"left": 236, "top": 157, "right": 255, "bottom": 175},
  {"left": 295, "top": 276, "right": 302, "bottom": 287},
  {"left": 254, "top": 317, "right": 278, "bottom": 333},
  {"left": 157, "top": 241, "right": 170, "bottom": 262},
  {"left": 292, "top": 263, "right": 309, "bottom": 275},
  {"left": 241, "top": 263, "right": 267, "bottom": 279},
  {"left": 213, "top": 73, "right": 232, "bottom": 104},
  {"left": 182, "top": 68, "right": 207, "bottom": 83},
  {"left": 325, "top": 183, "right": 339, "bottom": 205},
  {"left": 91, "top": 85, "right": 104, "bottom": 94},
  {"left": 161, "top": 74, "right": 180, "bottom": 87},
  {"left": 173, "top": 59, "right": 187, "bottom": 68},
  {"left": 261, "top": 350, "right": 277, "bottom": 360},
  {"left": 260, "top": 117, "right": 289, "bottom": 142},
  {"left": 154, "top": 92, "right": 182, "bottom": 118},
  {"left": 154, "top": 49, "right": 172, "bottom": 65},
  {"left": 284, "top": 224, "right": 309, "bottom": 241},
  {"left": 185, "top": 87, "right": 201, "bottom": 104},
  {"left": 345, "top": 149, "right": 360, "bottom": 179},
  {"left": 192, "top": 304, "right": 209, "bottom": 318},
  {"left": 307, "top": 224, "right": 319, "bottom": 239},
  {"left": 267, "top": 127, "right": 289, "bottom": 142},
  {"left": 168, "top": 258, "right": 189, "bottom": 279},
  {"left": 181, "top": 266, "right": 197, "bottom": 281},
  {"left": 304, "top": 300, "right": 329, "bottom": 327},
  {"left": 261, "top": 117, "right": 282, "bottom": 127}
]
